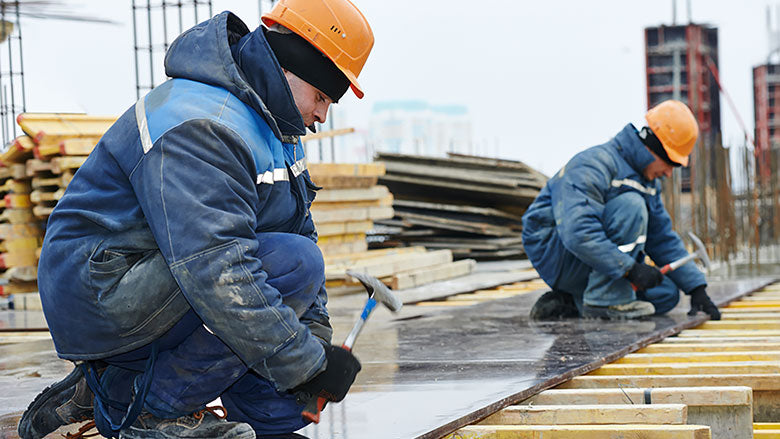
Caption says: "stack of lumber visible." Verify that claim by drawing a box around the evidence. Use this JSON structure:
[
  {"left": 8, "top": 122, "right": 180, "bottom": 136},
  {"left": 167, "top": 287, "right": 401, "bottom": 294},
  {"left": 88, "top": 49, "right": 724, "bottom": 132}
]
[
  {"left": 0, "top": 134, "right": 41, "bottom": 298},
  {"left": 373, "top": 152, "right": 547, "bottom": 259},
  {"left": 3, "top": 114, "right": 114, "bottom": 309},
  {"left": 19, "top": 114, "right": 115, "bottom": 220},
  {"left": 308, "top": 163, "right": 476, "bottom": 292}
]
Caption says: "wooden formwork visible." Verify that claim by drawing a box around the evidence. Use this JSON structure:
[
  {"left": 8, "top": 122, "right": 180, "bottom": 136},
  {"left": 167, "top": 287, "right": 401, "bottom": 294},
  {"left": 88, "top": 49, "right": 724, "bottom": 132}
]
[{"left": 444, "top": 282, "right": 780, "bottom": 439}]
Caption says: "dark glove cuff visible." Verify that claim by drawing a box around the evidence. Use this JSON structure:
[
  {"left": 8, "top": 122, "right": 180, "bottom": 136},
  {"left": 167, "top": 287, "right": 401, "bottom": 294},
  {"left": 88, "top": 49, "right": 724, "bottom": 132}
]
[{"left": 687, "top": 284, "right": 707, "bottom": 296}]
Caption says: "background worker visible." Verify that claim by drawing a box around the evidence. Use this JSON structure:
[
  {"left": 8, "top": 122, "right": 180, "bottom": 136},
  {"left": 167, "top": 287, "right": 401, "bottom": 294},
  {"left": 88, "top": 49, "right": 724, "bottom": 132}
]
[
  {"left": 522, "top": 100, "right": 721, "bottom": 321},
  {"left": 19, "top": 1, "right": 373, "bottom": 438}
]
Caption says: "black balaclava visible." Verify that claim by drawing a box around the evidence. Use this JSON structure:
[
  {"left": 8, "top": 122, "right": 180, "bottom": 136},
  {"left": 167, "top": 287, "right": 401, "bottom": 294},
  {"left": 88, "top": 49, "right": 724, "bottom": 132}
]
[
  {"left": 264, "top": 28, "right": 350, "bottom": 103},
  {"left": 638, "top": 126, "right": 681, "bottom": 167}
]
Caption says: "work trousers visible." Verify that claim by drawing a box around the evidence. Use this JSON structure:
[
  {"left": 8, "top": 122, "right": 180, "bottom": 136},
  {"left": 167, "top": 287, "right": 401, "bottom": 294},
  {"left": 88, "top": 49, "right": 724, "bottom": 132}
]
[
  {"left": 553, "top": 192, "right": 680, "bottom": 315},
  {"left": 96, "top": 232, "right": 326, "bottom": 436}
]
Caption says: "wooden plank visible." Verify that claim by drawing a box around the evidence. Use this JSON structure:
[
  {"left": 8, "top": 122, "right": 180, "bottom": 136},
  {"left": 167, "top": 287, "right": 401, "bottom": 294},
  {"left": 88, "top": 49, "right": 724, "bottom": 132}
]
[
  {"left": 30, "top": 187, "right": 64, "bottom": 203},
  {"left": 661, "top": 336, "right": 780, "bottom": 344},
  {"left": 398, "top": 270, "right": 539, "bottom": 304},
  {"left": 696, "top": 320, "right": 780, "bottom": 330},
  {"left": 322, "top": 246, "right": 426, "bottom": 266},
  {"left": 0, "top": 250, "right": 37, "bottom": 268},
  {"left": 16, "top": 113, "right": 115, "bottom": 141},
  {"left": 10, "top": 291, "right": 41, "bottom": 310},
  {"left": 558, "top": 374, "right": 780, "bottom": 391},
  {"left": 589, "top": 361, "right": 780, "bottom": 376},
  {"left": 0, "top": 136, "right": 34, "bottom": 165},
  {"left": 32, "top": 205, "right": 54, "bottom": 218},
  {"left": 0, "top": 280, "right": 37, "bottom": 295},
  {"left": 0, "top": 224, "right": 40, "bottom": 240},
  {"left": 478, "top": 404, "right": 687, "bottom": 425},
  {"left": 314, "top": 186, "right": 389, "bottom": 202},
  {"left": 51, "top": 156, "right": 88, "bottom": 174},
  {"left": 310, "top": 194, "right": 393, "bottom": 210},
  {"left": 300, "top": 127, "right": 355, "bottom": 142},
  {"left": 638, "top": 342, "right": 780, "bottom": 353},
  {"left": 678, "top": 330, "right": 780, "bottom": 337},
  {"left": 316, "top": 220, "right": 374, "bottom": 237},
  {"left": 307, "top": 163, "right": 385, "bottom": 178},
  {"left": 25, "top": 159, "right": 54, "bottom": 177},
  {"left": 394, "top": 211, "right": 518, "bottom": 237},
  {"left": 317, "top": 233, "right": 365, "bottom": 245},
  {"left": 617, "top": 351, "right": 780, "bottom": 364},
  {"left": 310, "top": 206, "right": 393, "bottom": 223},
  {"left": 383, "top": 160, "right": 537, "bottom": 189},
  {"left": 309, "top": 175, "right": 378, "bottom": 189},
  {"left": 443, "top": 424, "right": 711, "bottom": 439},
  {"left": 34, "top": 136, "right": 100, "bottom": 158},
  {"left": 327, "top": 249, "right": 453, "bottom": 280},
  {"left": 0, "top": 208, "right": 34, "bottom": 224},
  {"left": 528, "top": 387, "right": 752, "bottom": 407},
  {"left": 317, "top": 240, "right": 367, "bottom": 256},
  {"left": 390, "top": 259, "right": 475, "bottom": 290},
  {"left": 728, "top": 301, "right": 780, "bottom": 308},
  {"left": 379, "top": 173, "right": 540, "bottom": 202},
  {"left": 4, "top": 194, "right": 30, "bottom": 208}
]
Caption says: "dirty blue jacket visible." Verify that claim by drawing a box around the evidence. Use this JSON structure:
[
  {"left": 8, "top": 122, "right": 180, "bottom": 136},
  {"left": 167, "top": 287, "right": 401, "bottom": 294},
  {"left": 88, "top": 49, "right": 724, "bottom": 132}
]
[
  {"left": 522, "top": 124, "right": 706, "bottom": 294},
  {"left": 38, "top": 12, "right": 329, "bottom": 391}
]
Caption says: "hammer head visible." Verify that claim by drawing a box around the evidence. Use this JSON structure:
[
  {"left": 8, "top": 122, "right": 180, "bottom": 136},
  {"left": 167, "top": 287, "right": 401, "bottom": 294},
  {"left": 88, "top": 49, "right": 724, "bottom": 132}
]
[
  {"left": 687, "top": 232, "right": 711, "bottom": 271},
  {"left": 346, "top": 270, "right": 403, "bottom": 312}
]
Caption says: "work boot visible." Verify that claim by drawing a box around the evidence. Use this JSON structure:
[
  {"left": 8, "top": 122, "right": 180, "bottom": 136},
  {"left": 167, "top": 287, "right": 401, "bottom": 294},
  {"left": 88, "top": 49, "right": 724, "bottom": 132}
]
[
  {"left": 530, "top": 290, "right": 579, "bottom": 320},
  {"left": 118, "top": 406, "right": 256, "bottom": 439},
  {"left": 18, "top": 366, "right": 94, "bottom": 439},
  {"left": 582, "top": 300, "right": 656, "bottom": 320}
]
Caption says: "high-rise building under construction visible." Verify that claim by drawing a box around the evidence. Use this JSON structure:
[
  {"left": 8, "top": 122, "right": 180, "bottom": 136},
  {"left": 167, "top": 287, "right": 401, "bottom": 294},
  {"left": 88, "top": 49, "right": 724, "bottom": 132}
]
[{"left": 644, "top": 23, "right": 722, "bottom": 190}]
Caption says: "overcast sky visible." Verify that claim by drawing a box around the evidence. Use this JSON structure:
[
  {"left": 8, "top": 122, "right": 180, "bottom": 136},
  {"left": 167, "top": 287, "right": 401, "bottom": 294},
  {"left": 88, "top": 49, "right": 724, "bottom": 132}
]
[{"left": 17, "top": 0, "right": 778, "bottom": 175}]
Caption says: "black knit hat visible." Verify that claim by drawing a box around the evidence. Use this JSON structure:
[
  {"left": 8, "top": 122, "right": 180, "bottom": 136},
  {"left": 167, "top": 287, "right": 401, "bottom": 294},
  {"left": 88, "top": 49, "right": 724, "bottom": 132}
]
[
  {"left": 265, "top": 27, "right": 351, "bottom": 103},
  {"left": 639, "top": 126, "right": 681, "bottom": 167}
]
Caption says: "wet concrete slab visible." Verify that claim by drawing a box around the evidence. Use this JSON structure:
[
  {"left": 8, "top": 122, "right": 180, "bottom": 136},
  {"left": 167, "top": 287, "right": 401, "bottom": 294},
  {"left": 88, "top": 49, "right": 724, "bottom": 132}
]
[{"left": 0, "top": 277, "right": 773, "bottom": 439}]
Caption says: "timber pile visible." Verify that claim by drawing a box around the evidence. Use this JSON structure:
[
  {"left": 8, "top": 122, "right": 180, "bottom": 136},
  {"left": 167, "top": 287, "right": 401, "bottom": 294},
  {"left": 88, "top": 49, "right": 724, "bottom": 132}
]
[
  {"left": 3, "top": 114, "right": 114, "bottom": 309},
  {"left": 0, "top": 135, "right": 42, "bottom": 299},
  {"left": 308, "top": 163, "right": 476, "bottom": 292},
  {"left": 373, "top": 152, "right": 547, "bottom": 259}
]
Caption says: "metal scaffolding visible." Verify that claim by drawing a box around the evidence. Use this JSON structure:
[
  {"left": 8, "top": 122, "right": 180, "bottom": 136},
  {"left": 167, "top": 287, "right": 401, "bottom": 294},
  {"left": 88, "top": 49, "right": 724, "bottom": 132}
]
[{"left": 0, "top": 1, "right": 25, "bottom": 147}]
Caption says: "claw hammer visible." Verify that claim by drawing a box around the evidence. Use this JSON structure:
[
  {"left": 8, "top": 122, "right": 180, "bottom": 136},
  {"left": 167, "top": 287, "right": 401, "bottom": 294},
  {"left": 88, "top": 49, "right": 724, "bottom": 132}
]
[
  {"left": 631, "top": 231, "right": 711, "bottom": 291},
  {"left": 301, "top": 269, "right": 403, "bottom": 423}
]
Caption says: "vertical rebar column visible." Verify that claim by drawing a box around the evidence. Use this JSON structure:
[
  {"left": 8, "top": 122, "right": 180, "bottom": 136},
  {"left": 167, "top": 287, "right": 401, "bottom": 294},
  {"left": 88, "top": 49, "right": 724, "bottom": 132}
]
[
  {"left": 132, "top": 0, "right": 141, "bottom": 99},
  {"left": 14, "top": 0, "right": 24, "bottom": 114},
  {"left": 146, "top": 0, "right": 155, "bottom": 90},
  {"left": 6, "top": 2, "right": 16, "bottom": 142}
]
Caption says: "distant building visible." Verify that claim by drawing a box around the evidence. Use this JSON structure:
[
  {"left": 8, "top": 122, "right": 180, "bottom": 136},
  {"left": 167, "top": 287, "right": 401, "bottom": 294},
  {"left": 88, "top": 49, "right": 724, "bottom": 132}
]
[
  {"left": 644, "top": 23, "right": 722, "bottom": 190},
  {"left": 753, "top": 63, "right": 780, "bottom": 180},
  {"left": 369, "top": 100, "right": 472, "bottom": 157}
]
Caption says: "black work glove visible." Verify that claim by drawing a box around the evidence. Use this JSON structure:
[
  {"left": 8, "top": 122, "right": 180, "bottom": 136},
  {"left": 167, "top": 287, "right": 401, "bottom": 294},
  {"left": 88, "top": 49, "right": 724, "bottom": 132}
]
[
  {"left": 626, "top": 262, "right": 664, "bottom": 291},
  {"left": 293, "top": 344, "right": 361, "bottom": 403},
  {"left": 688, "top": 285, "right": 721, "bottom": 320}
]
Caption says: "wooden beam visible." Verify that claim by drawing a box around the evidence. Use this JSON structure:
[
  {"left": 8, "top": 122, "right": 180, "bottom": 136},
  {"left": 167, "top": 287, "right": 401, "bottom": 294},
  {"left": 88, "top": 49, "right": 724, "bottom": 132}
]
[
  {"left": 589, "top": 361, "right": 780, "bottom": 375},
  {"left": 326, "top": 249, "right": 453, "bottom": 280},
  {"left": 308, "top": 162, "right": 385, "bottom": 177},
  {"left": 310, "top": 206, "right": 393, "bottom": 223},
  {"left": 300, "top": 127, "right": 355, "bottom": 142},
  {"left": 617, "top": 351, "right": 780, "bottom": 364},
  {"left": 443, "top": 424, "right": 711, "bottom": 439},
  {"left": 478, "top": 404, "right": 687, "bottom": 425},
  {"left": 528, "top": 387, "right": 751, "bottom": 407},
  {"left": 638, "top": 342, "right": 780, "bottom": 353},
  {"left": 557, "top": 374, "right": 780, "bottom": 391},
  {"left": 389, "top": 259, "right": 475, "bottom": 290},
  {"left": 314, "top": 186, "right": 389, "bottom": 202}
]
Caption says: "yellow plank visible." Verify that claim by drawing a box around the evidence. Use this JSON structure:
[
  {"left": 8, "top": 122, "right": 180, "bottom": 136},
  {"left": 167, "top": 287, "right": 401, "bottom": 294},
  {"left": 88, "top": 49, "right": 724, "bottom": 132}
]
[
  {"left": 307, "top": 162, "right": 385, "bottom": 178},
  {"left": 722, "top": 312, "right": 780, "bottom": 320},
  {"left": 557, "top": 374, "right": 780, "bottom": 391},
  {"left": 754, "top": 430, "right": 780, "bottom": 439},
  {"left": 728, "top": 301, "right": 780, "bottom": 308},
  {"left": 317, "top": 233, "right": 366, "bottom": 245},
  {"left": 637, "top": 342, "right": 780, "bottom": 353},
  {"left": 444, "top": 424, "right": 711, "bottom": 439},
  {"left": 722, "top": 307, "right": 780, "bottom": 313},
  {"left": 478, "top": 404, "right": 687, "bottom": 425},
  {"left": 528, "top": 386, "right": 751, "bottom": 407},
  {"left": 617, "top": 351, "right": 780, "bottom": 364},
  {"left": 0, "top": 135, "right": 34, "bottom": 165},
  {"left": 589, "top": 361, "right": 780, "bottom": 375},
  {"left": 695, "top": 320, "right": 780, "bottom": 330},
  {"left": 16, "top": 113, "right": 115, "bottom": 141},
  {"left": 316, "top": 220, "right": 374, "bottom": 237},
  {"left": 4, "top": 193, "right": 30, "bottom": 208},
  {"left": 756, "top": 423, "right": 780, "bottom": 430},
  {"left": 678, "top": 330, "right": 780, "bottom": 337},
  {"left": 310, "top": 194, "right": 393, "bottom": 210},
  {"left": 51, "top": 156, "right": 88, "bottom": 174},
  {"left": 661, "top": 336, "right": 780, "bottom": 344}
]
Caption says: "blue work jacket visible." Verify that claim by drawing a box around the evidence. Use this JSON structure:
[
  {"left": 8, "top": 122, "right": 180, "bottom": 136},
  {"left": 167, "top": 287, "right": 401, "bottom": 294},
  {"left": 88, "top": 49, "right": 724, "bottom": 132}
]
[
  {"left": 522, "top": 124, "right": 706, "bottom": 294},
  {"left": 38, "top": 12, "right": 329, "bottom": 391}
]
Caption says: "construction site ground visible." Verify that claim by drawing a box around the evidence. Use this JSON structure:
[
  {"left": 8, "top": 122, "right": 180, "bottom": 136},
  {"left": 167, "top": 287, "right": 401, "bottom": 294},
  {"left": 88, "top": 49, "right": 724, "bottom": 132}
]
[{"left": 0, "top": 261, "right": 773, "bottom": 439}]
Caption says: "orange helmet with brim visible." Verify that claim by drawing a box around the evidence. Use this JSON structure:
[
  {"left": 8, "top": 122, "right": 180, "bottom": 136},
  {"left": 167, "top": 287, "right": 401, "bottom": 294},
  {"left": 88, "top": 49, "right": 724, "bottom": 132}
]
[
  {"left": 262, "top": 0, "right": 374, "bottom": 99},
  {"left": 645, "top": 100, "right": 699, "bottom": 167}
]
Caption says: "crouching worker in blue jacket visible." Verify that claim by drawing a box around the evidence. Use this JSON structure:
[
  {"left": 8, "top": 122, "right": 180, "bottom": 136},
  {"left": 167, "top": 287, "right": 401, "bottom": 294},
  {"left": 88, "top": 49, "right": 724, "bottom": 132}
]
[
  {"left": 522, "top": 100, "right": 720, "bottom": 321},
  {"left": 18, "top": 1, "right": 374, "bottom": 438}
]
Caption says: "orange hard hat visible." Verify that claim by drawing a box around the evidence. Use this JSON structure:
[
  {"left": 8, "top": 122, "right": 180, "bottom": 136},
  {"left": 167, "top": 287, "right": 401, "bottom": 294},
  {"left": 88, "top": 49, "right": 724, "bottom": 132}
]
[
  {"left": 262, "top": 0, "right": 374, "bottom": 99},
  {"left": 645, "top": 100, "right": 699, "bottom": 167}
]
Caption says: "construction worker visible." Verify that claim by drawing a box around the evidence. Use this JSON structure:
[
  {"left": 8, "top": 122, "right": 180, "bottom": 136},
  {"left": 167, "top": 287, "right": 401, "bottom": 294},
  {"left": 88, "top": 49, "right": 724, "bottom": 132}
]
[
  {"left": 18, "top": 1, "right": 373, "bottom": 438},
  {"left": 522, "top": 100, "right": 721, "bottom": 321}
]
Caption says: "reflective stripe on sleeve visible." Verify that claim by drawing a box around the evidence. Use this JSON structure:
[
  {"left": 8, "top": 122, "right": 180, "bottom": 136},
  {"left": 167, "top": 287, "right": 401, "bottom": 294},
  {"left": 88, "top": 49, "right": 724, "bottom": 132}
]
[
  {"left": 611, "top": 178, "right": 657, "bottom": 196},
  {"left": 618, "top": 235, "right": 647, "bottom": 253},
  {"left": 135, "top": 97, "right": 153, "bottom": 154}
]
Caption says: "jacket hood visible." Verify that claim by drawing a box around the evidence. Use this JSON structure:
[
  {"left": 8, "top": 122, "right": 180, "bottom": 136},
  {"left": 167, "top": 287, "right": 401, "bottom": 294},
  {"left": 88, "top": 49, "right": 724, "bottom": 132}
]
[
  {"left": 164, "top": 11, "right": 305, "bottom": 139},
  {"left": 613, "top": 123, "right": 656, "bottom": 179}
]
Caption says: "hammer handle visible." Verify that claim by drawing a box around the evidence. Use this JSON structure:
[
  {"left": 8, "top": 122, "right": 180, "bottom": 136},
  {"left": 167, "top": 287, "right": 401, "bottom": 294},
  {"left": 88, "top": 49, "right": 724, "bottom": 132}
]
[{"left": 630, "top": 254, "right": 694, "bottom": 291}]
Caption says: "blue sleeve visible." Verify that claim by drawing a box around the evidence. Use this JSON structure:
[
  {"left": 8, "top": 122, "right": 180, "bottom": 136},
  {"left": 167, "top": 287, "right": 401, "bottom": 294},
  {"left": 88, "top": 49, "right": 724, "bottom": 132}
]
[
  {"left": 551, "top": 150, "right": 637, "bottom": 279},
  {"left": 645, "top": 192, "right": 706, "bottom": 293},
  {"left": 130, "top": 119, "right": 325, "bottom": 391}
]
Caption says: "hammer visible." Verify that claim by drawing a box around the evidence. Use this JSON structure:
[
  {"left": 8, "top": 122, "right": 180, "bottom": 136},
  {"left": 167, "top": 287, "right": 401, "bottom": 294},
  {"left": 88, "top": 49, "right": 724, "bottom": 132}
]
[
  {"left": 301, "top": 269, "right": 403, "bottom": 424},
  {"left": 631, "top": 231, "right": 711, "bottom": 291}
]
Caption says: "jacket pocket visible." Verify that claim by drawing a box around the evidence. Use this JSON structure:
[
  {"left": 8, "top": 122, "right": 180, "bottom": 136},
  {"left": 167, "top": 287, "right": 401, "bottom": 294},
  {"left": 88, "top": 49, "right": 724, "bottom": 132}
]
[{"left": 90, "top": 249, "right": 185, "bottom": 337}]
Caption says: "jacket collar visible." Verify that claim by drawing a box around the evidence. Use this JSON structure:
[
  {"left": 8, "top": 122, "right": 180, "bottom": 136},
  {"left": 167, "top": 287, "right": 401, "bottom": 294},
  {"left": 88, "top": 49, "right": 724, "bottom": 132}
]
[{"left": 613, "top": 123, "right": 656, "bottom": 179}]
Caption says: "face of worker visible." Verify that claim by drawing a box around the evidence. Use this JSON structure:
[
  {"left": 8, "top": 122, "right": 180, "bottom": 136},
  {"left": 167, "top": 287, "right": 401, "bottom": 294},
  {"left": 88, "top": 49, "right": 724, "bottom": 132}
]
[
  {"left": 643, "top": 147, "right": 675, "bottom": 180},
  {"left": 283, "top": 69, "right": 332, "bottom": 129}
]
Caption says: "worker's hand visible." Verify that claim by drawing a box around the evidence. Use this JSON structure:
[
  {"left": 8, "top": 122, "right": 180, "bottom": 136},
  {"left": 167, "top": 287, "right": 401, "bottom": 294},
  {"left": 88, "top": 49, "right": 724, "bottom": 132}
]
[
  {"left": 688, "top": 285, "right": 720, "bottom": 320},
  {"left": 626, "top": 262, "right": 664, "bottom": 291},
  {"left": 294, "top": 344, "right": 361, "bottom": 403}
]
